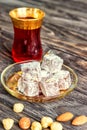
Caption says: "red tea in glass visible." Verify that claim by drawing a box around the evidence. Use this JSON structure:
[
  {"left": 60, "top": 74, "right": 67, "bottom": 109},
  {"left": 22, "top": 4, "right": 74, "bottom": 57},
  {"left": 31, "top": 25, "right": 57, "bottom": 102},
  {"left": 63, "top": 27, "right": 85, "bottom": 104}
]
[
  {"left": 12, "top": 26, "right": 42, "bottom": 62},
  {"left": 9, "top": 8, "right": 45, "bottom": 62}
]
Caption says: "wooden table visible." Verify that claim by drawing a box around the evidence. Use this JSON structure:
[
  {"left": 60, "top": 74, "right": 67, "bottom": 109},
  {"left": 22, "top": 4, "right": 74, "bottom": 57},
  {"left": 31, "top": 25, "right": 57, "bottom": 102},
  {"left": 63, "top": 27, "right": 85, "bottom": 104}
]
[{"left": 0, "top": 0, "right": 87, "bottom": 130}]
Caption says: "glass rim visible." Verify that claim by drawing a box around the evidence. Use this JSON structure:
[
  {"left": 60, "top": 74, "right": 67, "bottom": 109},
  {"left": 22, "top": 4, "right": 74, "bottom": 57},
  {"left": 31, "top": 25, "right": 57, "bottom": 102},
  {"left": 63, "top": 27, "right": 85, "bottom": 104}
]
[{"left": 9, "top": 7, "right": 45, "bottom": 21}]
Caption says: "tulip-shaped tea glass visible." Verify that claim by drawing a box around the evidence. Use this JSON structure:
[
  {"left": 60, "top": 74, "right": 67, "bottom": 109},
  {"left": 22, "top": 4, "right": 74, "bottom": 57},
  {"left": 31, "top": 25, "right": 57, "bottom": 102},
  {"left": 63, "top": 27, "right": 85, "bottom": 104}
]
[{"left": 9, "top": 7, "right": 45, "bottom": 62}]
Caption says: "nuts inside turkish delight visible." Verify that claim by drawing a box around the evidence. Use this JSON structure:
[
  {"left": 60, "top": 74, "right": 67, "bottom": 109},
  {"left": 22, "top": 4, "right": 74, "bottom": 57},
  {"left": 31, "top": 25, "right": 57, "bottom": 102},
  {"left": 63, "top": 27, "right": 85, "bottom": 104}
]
[
  {"left": 21, "top": 61, "right": 41, "bottom": 81},
  {"left": 41, "top": 50, "right": 63, "bottom": 73},
  {"left": 40, "top": 74, "right": 60, "bottom": 97},
  {"left": 18, "top": 61, "right": 41, "bottom": 96},
  {"left": 54, "top": 70, "right": 71, "bottom": 90},
  {"left": 18, "top": 77, "right": 40, "bottom": 96}
]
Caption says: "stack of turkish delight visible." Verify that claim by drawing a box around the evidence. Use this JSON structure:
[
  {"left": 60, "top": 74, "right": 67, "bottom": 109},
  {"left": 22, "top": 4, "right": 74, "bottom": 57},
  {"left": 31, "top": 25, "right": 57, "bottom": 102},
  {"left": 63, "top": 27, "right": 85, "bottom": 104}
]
[{"left": 17, "top": 51, "right": 71, "bottom": 97}]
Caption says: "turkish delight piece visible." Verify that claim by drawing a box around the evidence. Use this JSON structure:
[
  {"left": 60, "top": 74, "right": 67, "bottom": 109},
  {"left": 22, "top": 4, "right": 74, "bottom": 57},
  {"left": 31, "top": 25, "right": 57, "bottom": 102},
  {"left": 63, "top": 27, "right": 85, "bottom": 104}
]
[
  {"left": 18, "top": 77, "right": 39, "bottom": 96},
  {"left": 40, "top": 75, "right": 60, "bottom": 97},
  {"left": 21, "top": 61, "right": 41, "bottom": 81},
  {"left": 41, "top": 51, "right": 63, "bottom": 73},
  {"left": 41, "top": 70, "right": 50, "bottom": 78},
  {"left": 55, "top": 70, "right": 71, "bottom": 90}
]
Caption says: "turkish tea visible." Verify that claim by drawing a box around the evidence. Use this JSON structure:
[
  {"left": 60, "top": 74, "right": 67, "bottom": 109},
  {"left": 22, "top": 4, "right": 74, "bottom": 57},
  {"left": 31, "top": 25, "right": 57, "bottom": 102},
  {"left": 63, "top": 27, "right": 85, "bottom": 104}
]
[
  {"left": 9, "top": 7, "right": 45, "bottom": 62},
  {"left": 12, "top": 26, "right": 42, "bottom": 62}
]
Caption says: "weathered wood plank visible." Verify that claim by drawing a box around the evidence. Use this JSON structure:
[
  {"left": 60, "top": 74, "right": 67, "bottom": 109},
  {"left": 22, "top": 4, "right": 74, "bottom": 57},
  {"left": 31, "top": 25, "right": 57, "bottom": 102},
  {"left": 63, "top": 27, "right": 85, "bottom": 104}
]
[{"left": 0, "top": 0, "right": 87, "bottom": 130}]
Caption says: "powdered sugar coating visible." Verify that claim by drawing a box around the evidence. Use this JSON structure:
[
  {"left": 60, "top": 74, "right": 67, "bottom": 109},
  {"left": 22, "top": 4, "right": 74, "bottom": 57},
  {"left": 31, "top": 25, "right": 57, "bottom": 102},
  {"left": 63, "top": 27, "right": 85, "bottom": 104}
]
[
  {"left": 40, "top": 74, "right": 60, "bottom": 97},
  {"left": 18, "top": 78, "right": 39, "bottom": 96},
  {"left": 41, "top": 51, "right": 63, "bottom": 73},
  {"left": 17, "top": 51, "right": 71, "bottom": 97},
  {"left": 54, "top": 70, "right": 71, "bottom": 90}
]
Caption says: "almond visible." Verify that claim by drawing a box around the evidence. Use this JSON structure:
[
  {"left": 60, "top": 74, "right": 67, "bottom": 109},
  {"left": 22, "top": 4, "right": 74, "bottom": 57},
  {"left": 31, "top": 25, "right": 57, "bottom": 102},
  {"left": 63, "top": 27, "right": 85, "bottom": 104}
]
[
  {"left": 56, "top": 112, "right": 74, "bottom": 122},
  {"left": 72, "top": 115, "right": 87, "bottom": 126}
]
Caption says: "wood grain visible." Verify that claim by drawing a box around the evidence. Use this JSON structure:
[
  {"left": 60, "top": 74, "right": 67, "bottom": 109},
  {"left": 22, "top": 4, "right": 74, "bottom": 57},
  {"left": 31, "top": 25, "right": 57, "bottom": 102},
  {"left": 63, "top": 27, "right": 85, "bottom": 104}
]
[{"left": 0, "top": 0, "right": 87, "bottom": 130}]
